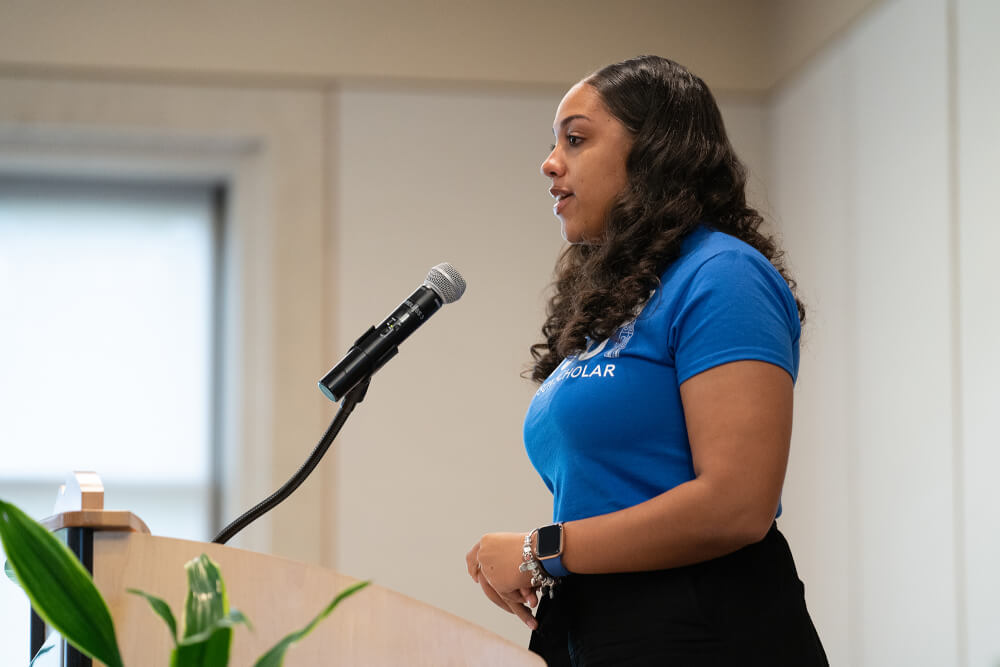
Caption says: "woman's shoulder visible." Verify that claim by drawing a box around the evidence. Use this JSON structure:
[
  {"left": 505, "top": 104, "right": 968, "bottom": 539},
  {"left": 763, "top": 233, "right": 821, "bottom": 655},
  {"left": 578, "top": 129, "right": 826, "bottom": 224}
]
[
  {"left": 651, "top": 226, "right": 799, "bottom": 329},
  {"left": 650, "top": 226, "right": 801, "bottom": 381},
  {"left": 662, "top": 226, "right": 776, "bottom": 285}
]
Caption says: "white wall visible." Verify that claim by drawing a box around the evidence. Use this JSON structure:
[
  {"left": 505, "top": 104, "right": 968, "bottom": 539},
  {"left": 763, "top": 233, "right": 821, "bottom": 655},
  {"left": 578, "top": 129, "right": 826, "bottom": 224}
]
[
  {"left": 957, "top": 1, "right": 1000, "bottom": 665},
  {"left": 768, "top": 39, "right": 857, "bottom": 661},
  {"left": 771, "top": 0, "right": 1000, "bottom": 664}
]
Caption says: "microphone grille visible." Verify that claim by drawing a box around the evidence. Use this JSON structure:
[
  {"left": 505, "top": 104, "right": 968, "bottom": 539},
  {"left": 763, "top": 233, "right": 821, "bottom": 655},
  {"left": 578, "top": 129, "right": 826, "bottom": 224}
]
[{"left": 424, "top": 263, "right": 467, "bottom": 304}]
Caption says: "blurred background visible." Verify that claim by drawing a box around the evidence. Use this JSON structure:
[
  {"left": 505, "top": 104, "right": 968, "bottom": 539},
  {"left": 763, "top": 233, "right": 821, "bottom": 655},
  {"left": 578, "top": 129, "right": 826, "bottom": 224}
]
[{"left": 1, "top": 0, "right": 997, "bottom": 665}]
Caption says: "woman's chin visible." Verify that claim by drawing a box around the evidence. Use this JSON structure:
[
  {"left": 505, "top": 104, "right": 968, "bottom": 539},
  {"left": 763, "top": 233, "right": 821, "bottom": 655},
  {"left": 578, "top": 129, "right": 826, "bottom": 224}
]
[
  {"left": 561, "top": 225, "right": 601, "bottom": 246},
  {"left": 560, "top": 221, "right": 584, "bottom": 245}
]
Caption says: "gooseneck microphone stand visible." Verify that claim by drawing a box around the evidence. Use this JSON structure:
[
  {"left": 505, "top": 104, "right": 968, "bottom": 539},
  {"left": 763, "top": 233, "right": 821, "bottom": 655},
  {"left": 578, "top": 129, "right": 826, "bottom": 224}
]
[
  {"left": 212, "top": 264, "right": 466, "bottom": 545},
  {"left": 212, "top": 377, "right": 371, "bottom": 545}
]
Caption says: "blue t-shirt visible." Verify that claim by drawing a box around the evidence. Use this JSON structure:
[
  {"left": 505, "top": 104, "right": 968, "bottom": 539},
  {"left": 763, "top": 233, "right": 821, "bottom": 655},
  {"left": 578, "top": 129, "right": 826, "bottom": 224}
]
[{"left": 523, "top": 226, "right": 801, "bottom": 523}]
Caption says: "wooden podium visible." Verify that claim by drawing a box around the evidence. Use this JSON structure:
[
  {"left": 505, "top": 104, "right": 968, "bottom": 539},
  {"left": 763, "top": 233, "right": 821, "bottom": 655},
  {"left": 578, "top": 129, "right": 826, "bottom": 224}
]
[{"left": 33, "top": 473, "right": 543, "bottom": 666}]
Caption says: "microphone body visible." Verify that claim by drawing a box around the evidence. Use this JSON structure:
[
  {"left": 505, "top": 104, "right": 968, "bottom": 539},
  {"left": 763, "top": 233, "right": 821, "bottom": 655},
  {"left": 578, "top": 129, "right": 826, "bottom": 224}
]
[{"left": 319, "top": 263, "right": 465, "bottom": 402}]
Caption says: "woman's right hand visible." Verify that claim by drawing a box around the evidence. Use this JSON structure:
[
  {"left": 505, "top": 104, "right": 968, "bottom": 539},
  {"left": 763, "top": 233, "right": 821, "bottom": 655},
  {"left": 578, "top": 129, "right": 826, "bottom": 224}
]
[
  {"left": 466, "top": 539, "right": 538, "bottom": 630},
  {"left": 475, "top": 575, "right": 538, "bottom": 630}
]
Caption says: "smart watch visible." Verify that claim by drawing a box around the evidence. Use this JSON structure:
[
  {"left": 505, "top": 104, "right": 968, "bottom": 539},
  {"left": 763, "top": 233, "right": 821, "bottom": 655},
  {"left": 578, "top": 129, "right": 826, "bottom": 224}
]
[{"left": 533, "top": 523, "right": 571, "bottom": 577}]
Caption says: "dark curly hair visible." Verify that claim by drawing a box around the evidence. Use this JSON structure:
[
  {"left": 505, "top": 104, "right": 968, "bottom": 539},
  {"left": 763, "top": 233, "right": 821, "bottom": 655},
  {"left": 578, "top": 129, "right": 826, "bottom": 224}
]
[{"left": 528, "top": 55, "right": 805, "bottom": 383}]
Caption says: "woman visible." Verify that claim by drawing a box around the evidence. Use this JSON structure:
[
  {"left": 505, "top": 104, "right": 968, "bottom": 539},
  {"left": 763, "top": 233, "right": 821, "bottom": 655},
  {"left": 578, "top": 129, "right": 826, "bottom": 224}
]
[{"left": 466, "top": 56, "right": 827, "bottom": 665}]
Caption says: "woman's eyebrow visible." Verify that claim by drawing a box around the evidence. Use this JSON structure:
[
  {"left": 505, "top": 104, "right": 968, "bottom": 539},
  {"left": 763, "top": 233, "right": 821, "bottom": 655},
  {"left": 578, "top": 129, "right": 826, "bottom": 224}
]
[{"left": 552, "top": 114, "right": 592, "bottom": 134}]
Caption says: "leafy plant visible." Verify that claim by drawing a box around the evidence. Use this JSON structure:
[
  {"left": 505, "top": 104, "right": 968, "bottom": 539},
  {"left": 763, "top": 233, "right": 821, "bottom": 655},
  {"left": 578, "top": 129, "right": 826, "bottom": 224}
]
[
  {"left": 0, "top": 499, "right": 369, "bottom": 666},
  {"left": 0, "top": 500, "right": 124, "bottom": 667}
]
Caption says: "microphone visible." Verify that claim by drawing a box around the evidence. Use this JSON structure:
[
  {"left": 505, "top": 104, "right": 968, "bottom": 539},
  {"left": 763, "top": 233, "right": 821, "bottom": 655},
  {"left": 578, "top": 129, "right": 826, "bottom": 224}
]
[{"left": 318, "top": 263, "right": 467, "bottom": 402}]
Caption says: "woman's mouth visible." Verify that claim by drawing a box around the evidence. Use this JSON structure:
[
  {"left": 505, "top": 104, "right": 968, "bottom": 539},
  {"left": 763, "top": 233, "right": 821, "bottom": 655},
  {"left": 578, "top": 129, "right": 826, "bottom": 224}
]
[{"left": 554, "top": 193, "right": 574, "bottom": 215}]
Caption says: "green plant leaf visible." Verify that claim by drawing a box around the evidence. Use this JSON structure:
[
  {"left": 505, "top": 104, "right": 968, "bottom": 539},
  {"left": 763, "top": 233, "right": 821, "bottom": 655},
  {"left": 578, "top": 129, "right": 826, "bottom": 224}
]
[
  {"left": 178, "top": 608, "right": 252, "bottom": 645},
  {"left": 182, "top": 554, "right": 228, "bottom": 636},
  {"left": 172, "top": 553, "right": 234, "bottom": 667},
  {"left": 0, "top": 500, "right": 124, "bottom": 667},
  {"left": 172, "top": 628, "right": 233, "bottom": 667},
  {"left": 253, "top": 580, "right": 370, "bottom": 667},
  {"left": 4, "top": 557, "right": 18, "bottom": 586},
  {"left": 128, "top": 587, "right": 179, "bottom": 644}
]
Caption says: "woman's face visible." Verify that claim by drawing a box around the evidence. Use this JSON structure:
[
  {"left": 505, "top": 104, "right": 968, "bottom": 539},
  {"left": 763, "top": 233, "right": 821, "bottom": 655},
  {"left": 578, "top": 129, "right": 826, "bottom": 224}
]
[{"left": 541, "top": 82, "right": 632, "bottom": 244}]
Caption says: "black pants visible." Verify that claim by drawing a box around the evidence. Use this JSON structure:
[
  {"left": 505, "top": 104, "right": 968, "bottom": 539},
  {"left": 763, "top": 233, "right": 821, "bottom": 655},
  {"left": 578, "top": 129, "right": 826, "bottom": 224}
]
[{"left": 528, "top": 523, "right": 828, "bottom": 666}]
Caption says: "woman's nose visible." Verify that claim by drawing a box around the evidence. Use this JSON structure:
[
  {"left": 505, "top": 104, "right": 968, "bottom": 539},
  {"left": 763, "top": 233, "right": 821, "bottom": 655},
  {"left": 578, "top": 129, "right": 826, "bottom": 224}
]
[{"left": 540, "top": 148, "right": 563, "bottom": 178}]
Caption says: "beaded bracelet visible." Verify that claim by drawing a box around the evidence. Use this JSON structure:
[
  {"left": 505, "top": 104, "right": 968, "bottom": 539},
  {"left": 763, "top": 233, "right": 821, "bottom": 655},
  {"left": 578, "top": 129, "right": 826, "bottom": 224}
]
[{"left": 519, "top": 533, "right": 558, "bottom": 598}]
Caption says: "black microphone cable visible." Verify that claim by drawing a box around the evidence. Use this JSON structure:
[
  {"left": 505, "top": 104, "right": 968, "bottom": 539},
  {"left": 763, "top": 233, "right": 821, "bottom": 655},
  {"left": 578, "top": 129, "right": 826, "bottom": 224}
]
[{"left": 212, "top": 377, "right": 370, "bottom": 545}]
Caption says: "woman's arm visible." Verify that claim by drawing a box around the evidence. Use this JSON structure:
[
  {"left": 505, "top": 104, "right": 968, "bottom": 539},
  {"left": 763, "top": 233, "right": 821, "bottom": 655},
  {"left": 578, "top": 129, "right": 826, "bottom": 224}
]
[
  {"left": 562, "top": 359, "right": 792, "bottom": 572},
  {"left": 469, "top": 359, "right": 793, "bottom": 595}
]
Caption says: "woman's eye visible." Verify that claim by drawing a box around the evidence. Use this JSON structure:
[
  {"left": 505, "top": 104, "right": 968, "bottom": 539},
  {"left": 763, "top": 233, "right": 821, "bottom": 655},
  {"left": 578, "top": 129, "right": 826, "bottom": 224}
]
[{"left": 548, "top": 136, "right": 582, "bottom": 154}]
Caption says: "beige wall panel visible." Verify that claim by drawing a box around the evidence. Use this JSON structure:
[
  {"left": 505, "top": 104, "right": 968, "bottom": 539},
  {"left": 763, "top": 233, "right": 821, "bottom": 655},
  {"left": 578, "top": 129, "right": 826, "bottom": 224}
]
[
  {"left": 767, "top": 0, "right": 886, "bottom": 87},
  {"left": 716, "top": 95, "right": 771, "bottom": 220},
  {"left": 0, "top": 0, "right": 769, "bottom": 92},
  {"left": 330, "top": 82, "right": 563, "bottom": 646}
]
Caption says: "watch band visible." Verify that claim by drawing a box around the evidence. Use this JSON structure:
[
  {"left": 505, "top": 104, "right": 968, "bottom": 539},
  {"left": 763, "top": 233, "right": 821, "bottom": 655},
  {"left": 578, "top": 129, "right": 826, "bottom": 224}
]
[{"left": 538, "top": 552, "right": 571, "bottom": 577}]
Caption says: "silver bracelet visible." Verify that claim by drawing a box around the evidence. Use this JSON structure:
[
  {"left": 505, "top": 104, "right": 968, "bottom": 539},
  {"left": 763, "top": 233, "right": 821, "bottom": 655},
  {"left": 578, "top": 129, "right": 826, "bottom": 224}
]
[{"left": 519, "top": 533, "right": 558, "bottom": 598}]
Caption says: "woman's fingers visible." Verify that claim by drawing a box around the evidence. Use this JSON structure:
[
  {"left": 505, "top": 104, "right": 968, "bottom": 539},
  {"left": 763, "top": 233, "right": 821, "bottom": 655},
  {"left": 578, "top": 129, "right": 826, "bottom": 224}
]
[
  {"left": 479, "top": 576, "right": 510, "bottom": 611},
  {"left": 465, "top": 542, "right": 481, "bottom": 582},
  {"left": 498, "top": 586, "right": 537, "bottom": 608},
  {"left": 499, "top": 588, "right": 525, "bottom": 604},
  {"left": 479, "top": 577, "right": 538, "bottom": 630},
  {"left": 508, "top": 600, "right": 539, "bottom": 630}
]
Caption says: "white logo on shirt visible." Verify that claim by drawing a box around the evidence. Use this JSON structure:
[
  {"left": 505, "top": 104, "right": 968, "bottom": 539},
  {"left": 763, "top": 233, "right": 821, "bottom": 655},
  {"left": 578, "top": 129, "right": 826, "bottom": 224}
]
[
  {"left": 535, "top": 355, "right": 616, "bottom": 396},
  {"left": 577, "top": 337, "right": 609, "bottom": 361},
  {"left": 604, "top": 319, "right": 635, "bottom": 358}
]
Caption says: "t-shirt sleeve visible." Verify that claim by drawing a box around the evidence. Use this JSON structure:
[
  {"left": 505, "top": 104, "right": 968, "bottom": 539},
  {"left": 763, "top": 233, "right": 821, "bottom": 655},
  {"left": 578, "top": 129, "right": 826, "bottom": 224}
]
[{"left": 670, "top": 249, "right": 800, "bottom": 385}]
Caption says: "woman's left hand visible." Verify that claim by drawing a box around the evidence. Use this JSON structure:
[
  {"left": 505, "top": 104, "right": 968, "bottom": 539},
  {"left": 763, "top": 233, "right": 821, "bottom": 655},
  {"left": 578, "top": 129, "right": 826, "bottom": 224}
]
[{"left": 466, "top": 532, "right": 536, "bottom": 606}]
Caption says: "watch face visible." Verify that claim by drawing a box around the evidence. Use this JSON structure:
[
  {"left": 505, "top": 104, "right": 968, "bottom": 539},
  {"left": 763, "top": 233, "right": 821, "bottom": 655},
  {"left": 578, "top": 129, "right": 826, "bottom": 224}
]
[{"left": 537, "top": 524, "right": 562, "bottom": 558}]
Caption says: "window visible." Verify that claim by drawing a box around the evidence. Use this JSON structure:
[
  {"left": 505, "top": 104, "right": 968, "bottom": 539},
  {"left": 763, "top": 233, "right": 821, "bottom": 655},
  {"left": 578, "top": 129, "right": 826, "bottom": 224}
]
[{"left": 0, "top": 176, "right": 223, "bottom": 664}]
